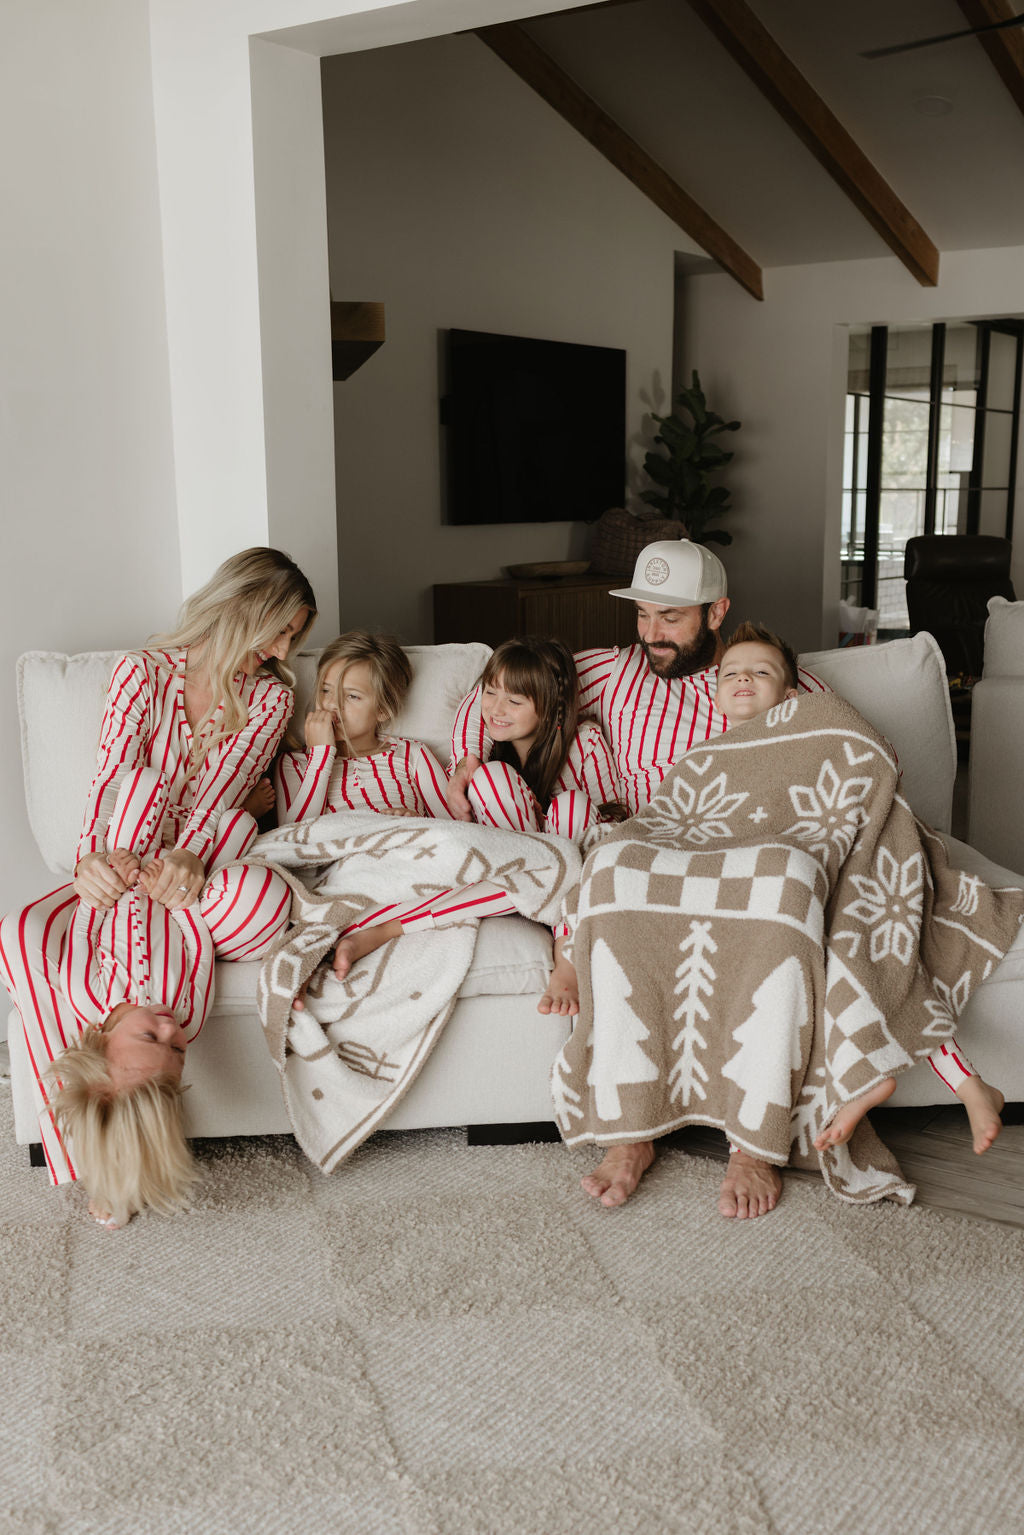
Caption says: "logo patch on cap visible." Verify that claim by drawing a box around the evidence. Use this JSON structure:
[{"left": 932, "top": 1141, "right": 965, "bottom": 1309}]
[{"left": 645, "top": 557, "right": 670, "bottom": 587}]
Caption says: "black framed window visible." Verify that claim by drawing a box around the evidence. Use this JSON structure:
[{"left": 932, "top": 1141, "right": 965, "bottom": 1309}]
[{"left": 842, "top": 320, "right": 1022, "bottom": 637}]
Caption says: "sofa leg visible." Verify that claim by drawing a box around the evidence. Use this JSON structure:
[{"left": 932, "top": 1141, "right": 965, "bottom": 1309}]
[
  {"left": 28, "top": 1143, "right": 46, "bottom": 1169},
  {"left": 467, "top": 1122, "right": 560, "bottom": 1146}
]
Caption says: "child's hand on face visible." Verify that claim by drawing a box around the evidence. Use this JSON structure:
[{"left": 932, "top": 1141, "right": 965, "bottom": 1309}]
[{"left": 305, "top": 709, "right": 337, "bottom": 749}]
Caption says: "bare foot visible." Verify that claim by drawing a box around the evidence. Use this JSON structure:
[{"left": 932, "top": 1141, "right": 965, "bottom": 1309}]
[
  {"left": 332, "top": 919, "right": 403, "bottom": 980},
  {"left": 293, "top": 919, "right": 404, "bottom": 1010},
  {"left": 956, "top": 1075, "right": 1004, "bottom": 1155},
  {"left": 538, "top": 954, "right": 579, "bottom": 1016},
  {"left": 580, "top": 1142, "right": 655, "bottom": 1208},
  {"left": 88, "top": 1198, "right": 126, "bottom": 1231},
  {"left": 718, "top": 1150, "right": 781, "bottom": 1219},
  {"left": 814, "top": 1076, "right": 897, "bottom": 1151}
]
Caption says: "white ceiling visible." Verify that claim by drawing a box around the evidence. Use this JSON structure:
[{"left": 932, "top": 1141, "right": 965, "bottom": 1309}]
[{"left": 520, "top": 0, "right": 1024, "bottom": 269}]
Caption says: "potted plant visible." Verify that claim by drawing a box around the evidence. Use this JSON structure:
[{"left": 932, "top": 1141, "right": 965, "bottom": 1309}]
[{"left": 640, "top": 371, "right": 740, "bottom": 546}]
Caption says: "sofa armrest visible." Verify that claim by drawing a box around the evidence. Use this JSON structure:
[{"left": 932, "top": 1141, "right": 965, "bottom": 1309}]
[{"left": 967, "top": 678, "right": 1024, "bottom": 879}]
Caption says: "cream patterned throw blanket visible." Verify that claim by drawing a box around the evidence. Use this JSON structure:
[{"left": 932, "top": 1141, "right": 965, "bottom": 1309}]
[
  {"left": 552, "top": 692, "right": 1024, "bottom": 1203},
  {"left": 253, "top": 813, "right": 579, "bottom": 1173}
]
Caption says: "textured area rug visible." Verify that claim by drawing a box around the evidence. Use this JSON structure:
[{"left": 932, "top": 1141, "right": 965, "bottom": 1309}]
[{"left": 3, "top": 1087, "right": 1024, "bottom": 1535}]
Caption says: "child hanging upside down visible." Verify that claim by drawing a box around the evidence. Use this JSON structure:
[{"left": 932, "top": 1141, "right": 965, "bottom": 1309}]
[{"left": 6, "top": 766, "right": 291, "bottom": 1229}]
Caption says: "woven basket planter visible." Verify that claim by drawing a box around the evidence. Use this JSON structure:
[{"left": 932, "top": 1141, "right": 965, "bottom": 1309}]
[{"left": 589, "top": 508, "right": 686, "bottom": 579}]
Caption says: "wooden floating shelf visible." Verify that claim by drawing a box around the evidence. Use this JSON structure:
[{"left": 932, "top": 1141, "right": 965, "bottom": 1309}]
[{"left": 330, "top": 300, "right": 385, "bottom": 381}]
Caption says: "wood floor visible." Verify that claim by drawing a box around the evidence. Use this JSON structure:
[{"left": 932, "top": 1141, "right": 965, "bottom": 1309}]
[{"left": 676, "top": 1103, "right": 1024, "bottom": 1230}]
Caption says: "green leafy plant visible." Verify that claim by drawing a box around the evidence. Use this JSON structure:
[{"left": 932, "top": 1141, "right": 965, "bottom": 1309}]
[{"left": 640, "top": 371, "right": 740, "bottom": 546}]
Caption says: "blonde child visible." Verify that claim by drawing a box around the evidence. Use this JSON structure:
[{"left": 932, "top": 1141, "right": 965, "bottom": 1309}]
[
  {"left": 269, "top": 631, "right": 452, "bottom": 823},
  {"left": 37, "top": 765, "right": 291, "bottom": 1228},
  {"left": 0, "top": 547, "right": 314, "bottom": 1203},
  {"left": 714, "top": 621, "right": 1005, "bottom": 1158}
]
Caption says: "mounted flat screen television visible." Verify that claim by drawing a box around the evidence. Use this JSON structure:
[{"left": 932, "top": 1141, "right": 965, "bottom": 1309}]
[{"left": 441, "top": 328, "right": 626, "bottom": 525}]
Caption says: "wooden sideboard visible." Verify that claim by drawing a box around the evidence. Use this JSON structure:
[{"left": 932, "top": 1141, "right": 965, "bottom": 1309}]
[{"left": 433, "top": 573, "right": 637, "bottom": 651}]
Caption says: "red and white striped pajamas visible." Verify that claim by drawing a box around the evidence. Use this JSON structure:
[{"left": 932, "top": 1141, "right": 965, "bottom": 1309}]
[
  {"left": 77, "top": 650, "right": 293, "bottom": 866},
  {"left": 466, "top": 722, "right": 621, "bottom": 845},
  {"left": 330, "top": 730, "right": 621, "bottom": 944},
  {"left": 273, "top": 737, "right": 453, "bottom": 824},
  {"left": 1, "top": 647, "right": 296, "bottom": 1185},
  {"left": 1, "top": 767, "right": 292, "bottom": 1185}
]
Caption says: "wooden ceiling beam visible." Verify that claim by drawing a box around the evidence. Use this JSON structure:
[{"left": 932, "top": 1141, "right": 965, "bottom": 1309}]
[
  {"left": 958, "top": 0, "right": 1024, "bottom": 115},
  {"left": 475, "top": 22, "right": 764, "bottom": 299},
  {"left": 684, "top": 0, "right": 940, "bottom": 286}
]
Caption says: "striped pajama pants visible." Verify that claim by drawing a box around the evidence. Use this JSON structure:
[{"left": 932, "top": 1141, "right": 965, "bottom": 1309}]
[
  {"left": 0, "top": 768, "right": 291, "bottom": 1184},
  {"left": 466, "top": 760, "right": 601, "bottom": 845}
]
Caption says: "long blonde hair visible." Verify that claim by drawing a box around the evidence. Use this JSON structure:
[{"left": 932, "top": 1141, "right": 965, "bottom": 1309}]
[
  {"left": 45, "top": 1029, "right": 197, "bottom": 1228},
  {"left": 314, "top": 631, "right": 412, "bottom": 757},
  {"left": 149, "top": 547, "right": 316, "bottom": 765}
]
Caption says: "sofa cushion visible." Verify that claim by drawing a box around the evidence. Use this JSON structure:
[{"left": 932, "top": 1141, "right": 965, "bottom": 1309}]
[
  {"left": 18, "top": 642, "right": 493, "bottom": 876},
  {"left": 982, "top": 596, "right": 1024, "bottom": 678},
  {"left": 798, "top": 632, "right": 955, "bottom": 832},
  {"left": 209, "top": 912, "right": 552, "bottom": 1011}
]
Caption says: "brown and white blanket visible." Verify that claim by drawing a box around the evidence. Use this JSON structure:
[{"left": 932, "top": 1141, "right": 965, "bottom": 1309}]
[
  {"left": 252, "top": 813, "right": 579, "bottom": 1173},
  {"left": 552, "top": 691, "right": 1024, "bottom": 1203}
]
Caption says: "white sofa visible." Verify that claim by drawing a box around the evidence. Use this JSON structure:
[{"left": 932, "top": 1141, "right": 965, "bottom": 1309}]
[
  {"left": 10, "top": 631, "right": 1024, "bottom": 1164},
  {"left": 969, "top": 596, "right": 1024, "bottom": 879}
]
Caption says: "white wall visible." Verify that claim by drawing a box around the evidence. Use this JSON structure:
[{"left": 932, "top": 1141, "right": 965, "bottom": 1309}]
[
  {"left": 679, "top": 250, "right": 1024, "bottom": 653},
  {"left": 321, "top": 33, "right": 697, "bottom": 641},
  {"left": 0, "top": 1, "right": 180, "bottom": 916}
]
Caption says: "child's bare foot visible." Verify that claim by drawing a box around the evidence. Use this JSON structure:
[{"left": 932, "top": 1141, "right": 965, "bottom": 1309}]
[
  {"left": 293, "top": 920, "right": 404, "bottom": 1010},
  {"left": 332, "top": 919, "right": 403, "bottom": 981},
  {"left": 956, "top": 1075, "right": 1004, "bottom": 1154},
  {"left": 814, "top": 1076, "right": 897, "bottom": 1151},
  {"left": 580, "top": 1142, "right": 655, "bottom": 1207},
  {"left": 717, "top": 1150, "right": 781, "bottom": 1219},
  {"left": 538, "top": 956, "right": 579, "bottom": 1016},
  {"left": 88, "top": 1199, "right": 127, "bottom": 1230}
]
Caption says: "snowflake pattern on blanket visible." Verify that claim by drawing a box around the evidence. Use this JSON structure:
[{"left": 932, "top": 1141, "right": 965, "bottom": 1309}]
[{"left": 552, "top": 692, "right": 1024, "bottom": 1204}]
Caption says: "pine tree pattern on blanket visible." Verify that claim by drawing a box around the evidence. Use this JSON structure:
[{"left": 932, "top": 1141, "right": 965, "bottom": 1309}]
[
  {"left": 553, "top": 692, "right": 1024, "bottom": 1204},
  {"left": 251, "top": 814, "right": 580, "bottom": 1173}
]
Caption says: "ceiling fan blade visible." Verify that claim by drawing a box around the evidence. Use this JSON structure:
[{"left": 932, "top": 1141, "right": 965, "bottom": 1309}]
[{"left": 862, "top": 11, "right": 1024, "bottom": 59}]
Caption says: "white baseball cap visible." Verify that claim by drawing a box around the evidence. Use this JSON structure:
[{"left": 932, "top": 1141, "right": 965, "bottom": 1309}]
[{"left": 610, "top": 540, "right": 728, "bottom": 606}]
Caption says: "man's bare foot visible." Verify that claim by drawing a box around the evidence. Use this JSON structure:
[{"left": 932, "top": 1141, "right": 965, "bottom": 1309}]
[
  {"left": 580, "top": 1142, "right": 655, "bottom": 1208},
  {"left": 956, "top": 1075, "right": 1004, "bottom": 1154},
  {"left": 88, "top": 1198, "right": 126, "bottom": 1230},
  {"left": 718, "top": 1150, "right": 781, "bottom": 1219},
  {"left": 538, "top": 955, "right": 579, "bottom": 1016},
  {"left": 814, "top": 1076, "right": 897, "bottom": 1151}
]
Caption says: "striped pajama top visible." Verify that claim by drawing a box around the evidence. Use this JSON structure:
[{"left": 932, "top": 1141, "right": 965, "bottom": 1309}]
[
  {"left": 61, "top": 891, "right": 214, "bottom": 1040},
  {"left": 452, "top": 645, "right": 828, "bottom": 815},
  {"left": 77, "top": 650, "right": 293, "bottom": 867},
  {"left": 273, "top": 737, "right": 453, "bottom": 823}
]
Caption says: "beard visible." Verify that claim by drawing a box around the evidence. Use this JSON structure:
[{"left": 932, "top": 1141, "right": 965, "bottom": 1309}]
[{"left": 641, "top": 612, "right": 718, "bottom": 678}]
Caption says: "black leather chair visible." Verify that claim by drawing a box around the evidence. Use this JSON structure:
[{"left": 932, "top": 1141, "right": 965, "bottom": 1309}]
[{"left": 904, "top": 534, "right": 1016, "bottom": 680}]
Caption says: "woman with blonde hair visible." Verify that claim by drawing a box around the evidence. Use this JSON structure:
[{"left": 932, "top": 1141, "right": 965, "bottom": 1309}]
[{"left": 0, "top": 547, "right": 315, "bottom": 1222}]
